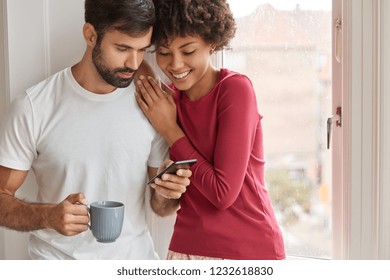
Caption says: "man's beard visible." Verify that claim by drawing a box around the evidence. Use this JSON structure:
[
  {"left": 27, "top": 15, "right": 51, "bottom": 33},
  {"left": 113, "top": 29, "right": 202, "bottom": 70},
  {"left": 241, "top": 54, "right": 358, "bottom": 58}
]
[{"left": 92, "top": 43, "right": 136, "bottom": 88}]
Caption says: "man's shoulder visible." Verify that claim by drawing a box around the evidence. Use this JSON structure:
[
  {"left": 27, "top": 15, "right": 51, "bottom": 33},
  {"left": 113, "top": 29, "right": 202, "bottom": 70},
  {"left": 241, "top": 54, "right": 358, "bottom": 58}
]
[{"left": 26, "top": 68, "right": 69, "bottom": 98}]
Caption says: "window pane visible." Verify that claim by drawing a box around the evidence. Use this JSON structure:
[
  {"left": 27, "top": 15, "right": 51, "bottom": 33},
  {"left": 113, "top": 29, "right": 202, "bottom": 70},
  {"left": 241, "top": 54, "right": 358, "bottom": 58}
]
[{"left": 225, "top": 0, "right": 332, "bottom": 258}]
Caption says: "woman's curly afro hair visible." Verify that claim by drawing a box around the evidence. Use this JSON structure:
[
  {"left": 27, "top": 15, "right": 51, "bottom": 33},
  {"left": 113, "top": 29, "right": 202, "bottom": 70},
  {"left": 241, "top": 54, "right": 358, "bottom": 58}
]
[{"left": 152, "top": 0, "right": 236, "bottom": 51}]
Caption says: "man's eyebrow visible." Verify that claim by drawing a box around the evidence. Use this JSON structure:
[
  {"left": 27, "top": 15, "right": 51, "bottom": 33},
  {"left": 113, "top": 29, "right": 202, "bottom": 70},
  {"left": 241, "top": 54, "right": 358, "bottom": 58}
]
[{"left": 114, "top": 43, "right": 152, "bottom": 50}]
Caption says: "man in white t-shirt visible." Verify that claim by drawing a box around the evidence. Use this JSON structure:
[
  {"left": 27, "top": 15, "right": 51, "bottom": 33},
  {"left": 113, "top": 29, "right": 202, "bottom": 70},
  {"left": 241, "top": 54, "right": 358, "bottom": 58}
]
[{"left": 0, "top": 0, "right": 191, "bottom": 259}]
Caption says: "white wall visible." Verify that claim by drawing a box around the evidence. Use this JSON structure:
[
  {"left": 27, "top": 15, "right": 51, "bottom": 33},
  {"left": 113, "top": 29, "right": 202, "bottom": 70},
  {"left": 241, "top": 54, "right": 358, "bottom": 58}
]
[
  {"left": 0, "top": 0, "right": 8, "bottom": 260},
  {"left": 378, "top": 0, "right": 390, "bottom": 259},
  {"left": 349, "top": 0, "right": 390, "bottom": 259},
  {"left": 0, "top": 0, "right": 7, "bottom": 115}
]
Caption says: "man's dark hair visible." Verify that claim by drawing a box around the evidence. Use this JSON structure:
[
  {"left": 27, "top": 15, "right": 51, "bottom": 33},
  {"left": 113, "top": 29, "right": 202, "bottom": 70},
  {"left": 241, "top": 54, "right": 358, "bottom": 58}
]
[
  {"left": 85, "top": 0, "right": 155, "bottom": 38},
  {"left": 152, "top": 0, "right": 236, "bottom": 51}
]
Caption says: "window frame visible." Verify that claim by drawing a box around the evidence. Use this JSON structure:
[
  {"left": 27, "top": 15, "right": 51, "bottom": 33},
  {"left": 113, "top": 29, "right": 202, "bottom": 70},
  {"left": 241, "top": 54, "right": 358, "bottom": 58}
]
[{"left": 332, "top": 0, "right": 390, "bottom": 260}]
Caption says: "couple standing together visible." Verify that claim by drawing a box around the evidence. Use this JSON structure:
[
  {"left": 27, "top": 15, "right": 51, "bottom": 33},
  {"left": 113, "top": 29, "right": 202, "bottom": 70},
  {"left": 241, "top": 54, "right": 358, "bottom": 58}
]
[{"left": 0, "top": 0, "right": 285, "bottom": 260}]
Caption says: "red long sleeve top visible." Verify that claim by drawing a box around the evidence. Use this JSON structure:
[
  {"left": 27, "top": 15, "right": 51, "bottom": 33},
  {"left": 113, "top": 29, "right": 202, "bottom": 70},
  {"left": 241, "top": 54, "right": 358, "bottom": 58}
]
[{"left": 168, "top": 68, "right": 285, "bottom": 260}]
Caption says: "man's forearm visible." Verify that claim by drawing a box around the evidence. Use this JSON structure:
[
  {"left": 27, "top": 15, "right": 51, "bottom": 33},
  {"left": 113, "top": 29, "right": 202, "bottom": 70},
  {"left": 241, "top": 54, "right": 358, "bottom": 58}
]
[
  {"left": 150, "top": 190, "right": 180, "bottom": 217},
  {"left": 0, "top": 192, "right": 52, "bottom": 232}
]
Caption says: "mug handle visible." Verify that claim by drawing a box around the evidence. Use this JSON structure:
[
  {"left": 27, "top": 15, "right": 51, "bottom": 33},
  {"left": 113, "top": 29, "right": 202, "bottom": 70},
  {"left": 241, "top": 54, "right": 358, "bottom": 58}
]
[
  {"left": 76, "top": 202, "right": 91, "bottom": 228},
  {"left": 86, "top": 204, "right": 91, "bottom": 228}
]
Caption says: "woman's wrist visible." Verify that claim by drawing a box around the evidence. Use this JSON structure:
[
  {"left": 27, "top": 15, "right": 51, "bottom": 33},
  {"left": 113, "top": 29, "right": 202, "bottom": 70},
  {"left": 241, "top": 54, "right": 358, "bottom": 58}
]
[{"left": 163, "top": 127, "right": 185, "bottom": 147}]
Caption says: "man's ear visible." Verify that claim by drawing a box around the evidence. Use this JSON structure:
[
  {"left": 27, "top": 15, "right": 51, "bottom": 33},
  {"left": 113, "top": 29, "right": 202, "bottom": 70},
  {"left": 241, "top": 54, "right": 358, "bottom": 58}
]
[{"left": 83, "top": 23, "right": 97, "bottom": 47}]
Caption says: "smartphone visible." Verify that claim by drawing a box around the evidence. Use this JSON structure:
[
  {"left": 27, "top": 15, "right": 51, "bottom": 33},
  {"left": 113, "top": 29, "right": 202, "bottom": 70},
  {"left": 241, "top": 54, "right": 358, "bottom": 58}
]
[{"left": 147, "top": 159, "right": 197, "bottom": 185}]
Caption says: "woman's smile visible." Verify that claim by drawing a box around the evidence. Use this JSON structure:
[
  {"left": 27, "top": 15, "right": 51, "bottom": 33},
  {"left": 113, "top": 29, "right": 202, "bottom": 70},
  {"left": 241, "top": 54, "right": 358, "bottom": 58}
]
[{"left": 171, "top": 70, "right": 191, "bottom": 80}]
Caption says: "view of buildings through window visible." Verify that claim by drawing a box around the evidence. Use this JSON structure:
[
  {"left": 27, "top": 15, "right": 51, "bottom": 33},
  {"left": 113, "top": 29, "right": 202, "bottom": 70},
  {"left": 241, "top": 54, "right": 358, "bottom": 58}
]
[{"left": 225, "top": 0, "right": 332, "bottom": 258}]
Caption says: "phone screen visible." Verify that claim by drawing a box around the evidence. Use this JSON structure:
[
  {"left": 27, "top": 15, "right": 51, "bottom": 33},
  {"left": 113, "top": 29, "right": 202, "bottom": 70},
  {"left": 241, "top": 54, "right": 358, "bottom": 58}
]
[{"left": 147, "top": 159, "right": 197, "bottom": 185}]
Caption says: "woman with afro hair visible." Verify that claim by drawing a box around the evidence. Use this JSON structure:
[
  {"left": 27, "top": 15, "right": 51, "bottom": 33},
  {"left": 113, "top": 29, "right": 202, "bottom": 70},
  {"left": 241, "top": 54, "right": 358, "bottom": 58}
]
[{"left": 135, "top": 0, "right": 285, "bottom": 260}]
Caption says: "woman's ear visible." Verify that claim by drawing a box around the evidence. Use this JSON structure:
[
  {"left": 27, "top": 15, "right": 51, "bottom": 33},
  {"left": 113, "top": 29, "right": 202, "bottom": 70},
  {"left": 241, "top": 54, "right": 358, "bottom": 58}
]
[
  {"left": 83, "top": 23, "right": 97, "bottom": 47},
  {"left": 210, "top": 45, "right": 216, "bottom": 55}
]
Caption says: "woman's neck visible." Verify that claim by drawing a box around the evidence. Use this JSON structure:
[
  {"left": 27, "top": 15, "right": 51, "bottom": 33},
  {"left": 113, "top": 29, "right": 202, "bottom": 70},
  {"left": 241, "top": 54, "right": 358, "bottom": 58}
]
[{"left": 185, "top": 66, "right": 220, "bottom": 101}]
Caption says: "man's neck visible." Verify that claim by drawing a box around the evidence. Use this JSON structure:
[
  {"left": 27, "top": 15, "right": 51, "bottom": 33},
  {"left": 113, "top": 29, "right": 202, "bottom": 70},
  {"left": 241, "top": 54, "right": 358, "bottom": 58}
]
[{"left": 71, "top": 56, "right": 117, "bottom": 94}]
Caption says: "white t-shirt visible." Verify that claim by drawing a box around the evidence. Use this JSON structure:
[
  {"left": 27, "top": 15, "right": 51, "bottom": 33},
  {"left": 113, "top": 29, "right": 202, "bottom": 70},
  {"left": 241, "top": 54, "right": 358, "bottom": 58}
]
[{"left": 0, "top": 67, "right": 168, "bottom": 259}]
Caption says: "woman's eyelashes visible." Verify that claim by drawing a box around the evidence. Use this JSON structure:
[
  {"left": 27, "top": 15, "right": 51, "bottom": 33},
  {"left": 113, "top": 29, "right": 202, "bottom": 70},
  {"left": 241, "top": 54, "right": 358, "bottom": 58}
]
[
  {"left": 157, "top": 51, "right": 170, "bottom": 56},
  {"left": 157, "top": 49, "right": 196, "bottom": 56},
  {"left": 183, "top": 50, "right": 196, "bottom": 55}
]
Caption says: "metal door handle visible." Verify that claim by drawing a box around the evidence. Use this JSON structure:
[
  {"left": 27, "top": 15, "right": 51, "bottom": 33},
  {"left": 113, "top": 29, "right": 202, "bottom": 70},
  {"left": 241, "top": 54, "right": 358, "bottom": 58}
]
[{"left": 327, "top": 107, "right": 342, "bottom": 149}]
